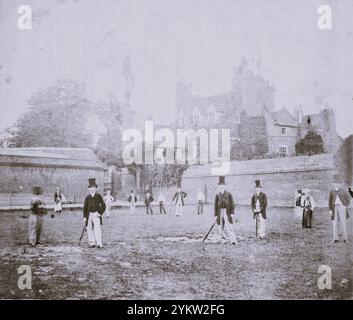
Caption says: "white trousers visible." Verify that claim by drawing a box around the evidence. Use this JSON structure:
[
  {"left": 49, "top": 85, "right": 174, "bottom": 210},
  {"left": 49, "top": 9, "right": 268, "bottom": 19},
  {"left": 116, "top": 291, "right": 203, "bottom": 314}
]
[
  {"left": 129, "top": 203, "right": 136, "bottom": 215},
  {"left": 105, "top": 204, "right": 111, "bottom": 217},
  {"left": 333, "top": 205, "right": 347, "bottom": 241},
  {"left": 87, "top": 212, "right": 102, "bottom": 246},
  {"left": 218, "top": 209, "right": 237, "bottom": 243},
  {"left": 294, "top": 206, "right": 302, "bottom": 219},
  {"left": 255, "top": 213, "right": 266, "bottom": 238},
  {"left": 175, "top": 202, "right": 183, "bottom": 216},
  {"left": 28, "top": 213, "right": 44, "bottom": 245}
]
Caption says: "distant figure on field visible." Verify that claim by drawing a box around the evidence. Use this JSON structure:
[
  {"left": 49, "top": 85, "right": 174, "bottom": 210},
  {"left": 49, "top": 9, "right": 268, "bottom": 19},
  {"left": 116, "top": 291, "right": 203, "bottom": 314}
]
[
  {"left": 54, "top": 186, "right": 65, "bottom": 215},
  {"left": 301, "top": 189, "right": 315, "bottom": 229},
  {"left": 29, "top": 186, "right": 47, "bottom": 246},
  {"left": 103, "top": 190, "right": 114, "bottom": 218},
  {"left": 172, "top": 182, "right": 187, "bottom": 217},
  {"left": 158, "top": 191, "right": 167, "bottom": 214},
  {"left": 145, "top": 190, "right": 154, "bottom": 215},
  {"left": 128, "top": 190, "right": 137, "bottom": 216},
  {"left": 197, "top": 188, "right": 205, "bottom": 214}
]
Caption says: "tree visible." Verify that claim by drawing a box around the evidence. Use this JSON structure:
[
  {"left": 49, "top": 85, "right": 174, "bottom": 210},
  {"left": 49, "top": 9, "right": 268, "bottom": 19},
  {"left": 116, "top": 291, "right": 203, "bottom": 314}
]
[
  {"left": 5, "top": 80, "right": 92, "bottom": 148},
  {"left": 231, "top": 113, "right": 269, "bottom": 160},
  {"left": 295, "top": 131, "right": 325, "bottom": 155},
  {"left": 93, "top": 91, "right": 136, "bottom": 167}
]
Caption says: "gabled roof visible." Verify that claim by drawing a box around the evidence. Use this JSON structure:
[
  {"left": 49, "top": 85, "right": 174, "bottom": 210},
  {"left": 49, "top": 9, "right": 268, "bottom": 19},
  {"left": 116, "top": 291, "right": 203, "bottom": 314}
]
[{"left": 269, "top": 107, "right": 298, "bottom": 127}]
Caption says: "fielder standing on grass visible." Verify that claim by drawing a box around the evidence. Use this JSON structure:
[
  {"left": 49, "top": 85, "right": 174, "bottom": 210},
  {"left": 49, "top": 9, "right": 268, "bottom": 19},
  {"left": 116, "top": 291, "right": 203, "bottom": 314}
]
[
  {"left": 158, "top": 190, "right": 167, "bottom": 214},
  {"left": 103, "top": 190, "right": 114, "bottom": 218},
  {"left": 197, "top": 188, "right": 205, "bottom": 214},
  {"left": 128, "top": 190, "right": 137, "bottom": 215},
  {"left": 172, "top": 182, "right": 187, "bottom": 217},
  {"left": 83, "top": 178, "right": 106, "bottom": 248},
  {"left": 251, "top": 180, "right": 268, "bottom": 240},
  {"left": 328, "top": 174, "right": 351, "bottom": 244},
  {"left": 145, "top": 189, "right": 154, "bottom": 215},
  {"left": 29, "top": 186, "right": 47, "bottom": 246},
  {"left": 214, "top": 176, "right": 238, "bottom": 245}
]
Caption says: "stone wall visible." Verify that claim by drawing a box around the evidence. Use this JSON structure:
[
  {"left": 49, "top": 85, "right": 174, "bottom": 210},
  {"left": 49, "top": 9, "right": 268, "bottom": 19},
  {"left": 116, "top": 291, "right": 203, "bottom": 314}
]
[
  {"left": 180, "top": 154, "right": 337, "bottom": 208},
  {"left": 0, "top": 148, "right": 105, "bottom": 206}
]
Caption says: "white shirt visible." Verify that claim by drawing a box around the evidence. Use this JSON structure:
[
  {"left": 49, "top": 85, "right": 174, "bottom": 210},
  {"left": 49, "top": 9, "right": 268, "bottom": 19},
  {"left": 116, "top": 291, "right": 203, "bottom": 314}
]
[
  {"left": 158, "top": 194, "right": 165, "bottom": 202},
  {"left": 197, "top": 191, "right": 205, "bottom": 202},
  {"left": 335, "top": 194, "right": 343, "bottom": 205}
]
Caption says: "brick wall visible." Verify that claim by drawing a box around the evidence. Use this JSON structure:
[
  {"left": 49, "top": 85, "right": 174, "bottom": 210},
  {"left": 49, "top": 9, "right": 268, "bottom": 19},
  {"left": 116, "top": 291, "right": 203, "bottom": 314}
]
[
  {"left": 0, "top": 148, "right": 105, "bottom": 206},
  {"left": 180, "top": 154, "right": 337, "bottom": 208}
]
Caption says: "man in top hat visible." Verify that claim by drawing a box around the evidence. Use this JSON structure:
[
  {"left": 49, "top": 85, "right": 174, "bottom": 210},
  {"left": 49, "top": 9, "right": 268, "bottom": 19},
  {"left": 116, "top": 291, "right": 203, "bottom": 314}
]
[
  {"left": 251, "top": 180, "right": 268, "bottom": 240},
  {"left": 128, "top": 190, "right": 137, "bottom": 216},
  {"left": 328, "top": 174, "right": 351, "bottom": 243},
  {"left": 83, "top": 178, "right": 106, "bottom": 248},
  {"left": 145, "top": 189, "right": 154, "bottom": 215},
  {"left": 172, "top": 182, "right": 187, "bottom": 217},
  {"left": 214, "top": 176, "right": 238, "bottom": 244}
]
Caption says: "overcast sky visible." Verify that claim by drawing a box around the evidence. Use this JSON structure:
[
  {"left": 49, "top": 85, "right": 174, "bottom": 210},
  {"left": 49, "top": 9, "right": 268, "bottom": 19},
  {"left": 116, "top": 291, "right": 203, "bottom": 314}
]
[{"left": 1, "top": 0, "right": 353, "bottom": 138}]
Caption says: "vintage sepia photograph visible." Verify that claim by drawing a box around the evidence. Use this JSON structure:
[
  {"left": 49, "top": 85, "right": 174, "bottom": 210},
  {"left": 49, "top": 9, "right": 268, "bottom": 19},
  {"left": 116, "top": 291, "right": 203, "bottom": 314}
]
[{"left": 0, "top": 0, "right": 353, "bottom": 303}]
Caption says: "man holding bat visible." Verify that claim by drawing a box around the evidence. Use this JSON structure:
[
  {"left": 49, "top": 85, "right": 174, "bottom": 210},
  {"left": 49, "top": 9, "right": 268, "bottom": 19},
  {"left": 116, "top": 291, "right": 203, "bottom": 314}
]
[{"left": 83, "top": 178, "right": 106, "bottom": 248}]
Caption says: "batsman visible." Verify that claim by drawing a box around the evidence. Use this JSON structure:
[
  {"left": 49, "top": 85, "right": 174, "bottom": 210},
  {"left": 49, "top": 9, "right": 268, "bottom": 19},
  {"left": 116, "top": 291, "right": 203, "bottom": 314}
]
[
  {"left": 83, "top": 178, "right": 106, "bottom": 248},
  {"left": 251, "top": 180, "right": 268, "bottom": 240},
  {"left": 214, "top": 176, "right": 238, "bottom": 245}
]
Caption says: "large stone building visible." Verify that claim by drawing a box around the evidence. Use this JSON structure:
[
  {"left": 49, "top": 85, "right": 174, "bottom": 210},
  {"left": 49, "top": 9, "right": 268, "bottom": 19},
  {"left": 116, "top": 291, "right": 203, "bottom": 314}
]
[{"left": 175, "top": 59, "right": 341, "bottom": 158}]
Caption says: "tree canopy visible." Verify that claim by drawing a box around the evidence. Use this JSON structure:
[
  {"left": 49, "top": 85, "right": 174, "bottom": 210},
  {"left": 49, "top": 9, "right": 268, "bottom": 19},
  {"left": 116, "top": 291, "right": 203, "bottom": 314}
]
[
  {"left": 295, "top": 130, "right": 325, "bottom": 155},
  {"left": 4, "top": 80, "right": 93, "bottom": 148}
]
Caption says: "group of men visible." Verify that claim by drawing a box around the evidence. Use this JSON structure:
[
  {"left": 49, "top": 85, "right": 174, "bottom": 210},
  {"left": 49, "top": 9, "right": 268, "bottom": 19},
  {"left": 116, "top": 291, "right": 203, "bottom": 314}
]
[{"left": 28, "top": 174, "right": 353, "bottom": 248}]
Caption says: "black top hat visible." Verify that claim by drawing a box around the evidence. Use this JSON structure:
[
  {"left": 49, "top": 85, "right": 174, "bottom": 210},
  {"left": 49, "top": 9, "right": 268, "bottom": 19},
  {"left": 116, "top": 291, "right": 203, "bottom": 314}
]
[
  {"left": 255, "top": 180, "right": 262, "bottom": 188},
  {"left": 88, "top": 178, "right": 98, "bottom": 188},
  {"left": 333, "top": 174, "right": 341, "bottom": 183},
  {"left": 32, "top": 186, "right": 42, "bottom": 195},
  {"left": 218, "top": 176, "right": 226, "bottom": 185},
  {"left": 297, "top": 189, "right": 302, "bottom": 193}
]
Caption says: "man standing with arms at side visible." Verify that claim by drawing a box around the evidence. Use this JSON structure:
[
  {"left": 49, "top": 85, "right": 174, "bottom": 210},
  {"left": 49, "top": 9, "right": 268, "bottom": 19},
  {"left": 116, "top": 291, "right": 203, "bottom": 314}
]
[
  {"left": 329, "top": 174, "right": 351, "bottom": 244},
  {"left": 197, "top": 188, "right": 205, "bottom": 214},
  {"left": 145, "top": 189, "right": 154, "bottom": 215},
  {"left": 214, "top": 176, "right": 238, "bottom": 244},
  {"left": 128, "top": 190, "right": 137, "bottom": 216},
  {"left": 83, "top": 178, "right": 106, "bottom": 248},
  {"left": 251, "top": 180, "right": 268, "bottom": 240},
  {"left": 172, "top": 182, "right": 187, "bottom": 217}
]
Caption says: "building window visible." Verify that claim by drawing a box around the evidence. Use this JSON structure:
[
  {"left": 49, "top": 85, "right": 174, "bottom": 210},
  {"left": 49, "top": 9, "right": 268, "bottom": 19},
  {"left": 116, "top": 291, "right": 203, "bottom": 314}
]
[
  {"left": 281, "top": 127, "right": 287, "bottom": 135},
  {"left": 278, "top": 146, "right": 288, "bottom": 157}
]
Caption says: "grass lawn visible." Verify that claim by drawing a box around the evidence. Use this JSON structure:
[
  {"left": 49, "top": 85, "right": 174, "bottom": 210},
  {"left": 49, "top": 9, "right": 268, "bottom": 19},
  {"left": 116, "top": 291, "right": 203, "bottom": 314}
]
[{"left": 0, "top": 204, "right": 352, "bottom": 299}]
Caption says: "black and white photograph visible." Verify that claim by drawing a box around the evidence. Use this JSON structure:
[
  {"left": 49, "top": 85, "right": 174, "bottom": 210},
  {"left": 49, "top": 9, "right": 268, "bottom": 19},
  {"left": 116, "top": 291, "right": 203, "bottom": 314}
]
[{"left": 0, "top": 0, "right": 353, "bottom": 304}]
